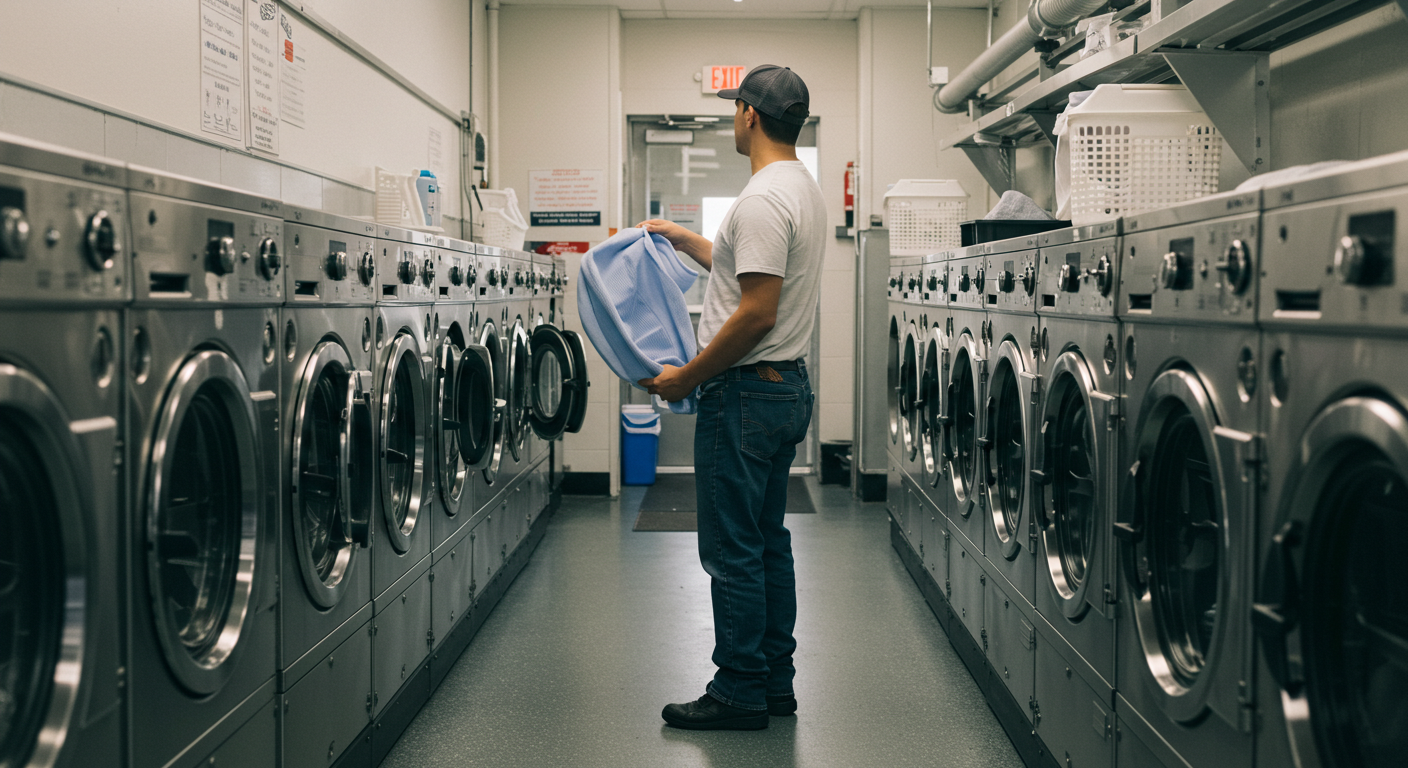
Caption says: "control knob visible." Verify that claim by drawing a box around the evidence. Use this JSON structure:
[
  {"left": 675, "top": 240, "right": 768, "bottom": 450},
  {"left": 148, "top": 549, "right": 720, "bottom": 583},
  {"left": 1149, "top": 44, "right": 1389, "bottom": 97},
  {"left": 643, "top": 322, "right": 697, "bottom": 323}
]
[
  {"left": 84, "top": 210, "right": 120, "bottom": 271},
  {"left": 327, "top": 250, "right": 349, "bottom": 281},
  {"left": 997, "top": 269, "right": 1015, "bottom": 294},
  {"left": 488, "top": 268, "right": 500, "bottom": 286},
  {"left": 1159, "top": 252, "right": 1186, "bottom": 290},
  {"left": 908, "top": 275, "right": 917, "bottom": 290},
  {"left": 467, "top": 265, "right": 478, "bottom": 285},
  {"left": 973, "top": 267, "right": 986, "bottom": 294},
  {"left": 1020, "top": 265, "right": 1037, "bottom": 296},
  {"left": 1058, "top": 263, "right": 1080, "bottom": 293},
  {"left": 399, "top": 258, "right": 418, "bottom": 285},
  {"left": 207, "top": 234, "right": 237, "bottom": 275},
  {"left": 449, "top": 264, "right": 464, "bottom": 286},
  {"left": 957, "top": 271, "right": 971, "bottom": 293},
  {"left": 257, "top": 237, "right": 281, "bottom": 280},
  {"left": 1334, "top": 235, "right": 1389, "bottom": 286},
  {"left": 927, "top": 273, "right": 938, "bottom": 291},
  {"left": 422, "top": 258, "right": 435, "bottom": 287},
  {"left": 1216, "top": 239, "right": 1252, "bottom": 295},
  {"left": 0, "top": 206, "right": 30, "bottom": 261},
  {"left": 358, "top": 252, "right": 375, "bottom": 285},
  {"left": 1085, "top": 254, "right": 1113, "bottom": 296}
]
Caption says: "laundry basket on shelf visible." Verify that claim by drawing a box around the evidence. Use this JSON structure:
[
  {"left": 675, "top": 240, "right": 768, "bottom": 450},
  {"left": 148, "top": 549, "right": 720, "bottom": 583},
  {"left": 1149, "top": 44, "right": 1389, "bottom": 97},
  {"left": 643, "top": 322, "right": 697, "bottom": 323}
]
[
  {"left": 1066, "top": 84, "right": 1222, "bottom": 226},
  {"left": 883, "top": 180, "right": 968, "bottom": 255},
  {"left": 473, "top": 187, "right": 529, "bottom": 250}
]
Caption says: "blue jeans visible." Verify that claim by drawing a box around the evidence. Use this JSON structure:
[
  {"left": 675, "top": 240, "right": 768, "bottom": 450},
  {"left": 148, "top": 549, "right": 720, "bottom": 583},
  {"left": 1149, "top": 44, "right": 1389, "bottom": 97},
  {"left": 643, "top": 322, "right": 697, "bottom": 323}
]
[{"left": 694, "top": 361, "right": 814, "bottom": 711}]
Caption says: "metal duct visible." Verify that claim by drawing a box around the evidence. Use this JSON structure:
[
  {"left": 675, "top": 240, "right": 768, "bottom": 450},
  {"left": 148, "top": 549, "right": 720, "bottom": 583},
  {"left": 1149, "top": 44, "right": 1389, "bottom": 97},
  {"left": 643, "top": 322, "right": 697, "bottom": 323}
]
[{"left": 934, "top": 0, "right": 1107, "bottom": 114}]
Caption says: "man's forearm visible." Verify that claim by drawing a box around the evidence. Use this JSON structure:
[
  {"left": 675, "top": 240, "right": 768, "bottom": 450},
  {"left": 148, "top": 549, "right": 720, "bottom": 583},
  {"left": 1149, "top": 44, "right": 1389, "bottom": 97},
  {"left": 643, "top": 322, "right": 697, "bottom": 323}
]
[
  {"left": 677, "top": 232, "right": 714, "bottom": 272},
  {"left": 681, "top": 310, "right": 773, "bottom": 385}
]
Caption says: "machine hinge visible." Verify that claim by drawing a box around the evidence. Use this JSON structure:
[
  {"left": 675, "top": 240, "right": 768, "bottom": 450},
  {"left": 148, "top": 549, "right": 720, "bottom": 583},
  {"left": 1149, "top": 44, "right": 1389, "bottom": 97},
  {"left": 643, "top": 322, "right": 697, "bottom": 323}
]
[
  {"left": 1028, "top": 520, "right": 1038, "bottom": 555},
  {"left": 980, "top": 628, "right": 988, "bottom": 651},
  {"left": 1104, "top": 584, "right": 1117, "bottom": 605},
  {"left": 370, "top": 624, "right": 378, "bottom": 636},
  {"left": 470, "top": 531, "right": 476, "bottom": 542},
  {"left": 945, "top": 579, "right": 951, "bottom": 597},
  {"left": 944, "top": 531, "right": 951, "bottom": 551},
  {"left": 427, "top": 629, "right": 435, "bottom": 647},
  {"left": 115, "top": 665, "right": 126, "bottom": 690},
  {"left": 501, "top": 544, "right": 508, "bottom": 562},
  {"left": 1238, "top": 680, "right": 1256, "bottom": 733},
  {"left": 428, "top": 570, "right": 435, "bottom": 583},
  {"left": 366, "top": 692, "right": 374, "bottom": 713},
  {"left": 1029, "top": 696, "right": 1041, "bottom": 726},
  {"left": 469, "top": 578, "right": 477, "bottom": 595},
  {"left": 979, "top": 573, "right": 986, "bottom": 586}
]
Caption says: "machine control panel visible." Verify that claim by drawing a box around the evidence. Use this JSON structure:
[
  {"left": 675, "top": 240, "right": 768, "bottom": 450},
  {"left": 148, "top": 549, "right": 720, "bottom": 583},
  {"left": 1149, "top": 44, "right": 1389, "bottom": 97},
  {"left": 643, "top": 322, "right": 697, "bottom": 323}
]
[
  {"left": 985, "top": 249, "right": 1038, "bottom": 312},
  {"left": 477, "top": 252, "right": 507, "bottom": 301},
  {"left": 131, "top": 194, "right": 284, "bottom": 304},
  {"left": 949, "top": 255, "right": 985, "bottom": 311},
  {"left": 1120, "top": 211, "right": 1258, "bottom": 324},
  {"left": 1038, "top": 224, "right": 1120, "bottom": 318},
  {"left": 434, "top": 243, "right": 474, "bottom": 303},
  {"left": 374, "top": 230, "right": 436, "bottom": 303},
  {"left": 0, "top": 168, "right": 130, "bottom": 304},
  {"left": 284, "top": 215, "right": 377, "bottom": 305}
]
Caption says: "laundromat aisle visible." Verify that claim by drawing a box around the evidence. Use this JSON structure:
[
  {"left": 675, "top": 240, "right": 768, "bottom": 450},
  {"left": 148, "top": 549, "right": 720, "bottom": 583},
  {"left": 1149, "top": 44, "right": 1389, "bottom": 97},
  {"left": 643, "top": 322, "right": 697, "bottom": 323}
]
[{"left": 382, "top": 479, "right": 1020, "bottom": 768}]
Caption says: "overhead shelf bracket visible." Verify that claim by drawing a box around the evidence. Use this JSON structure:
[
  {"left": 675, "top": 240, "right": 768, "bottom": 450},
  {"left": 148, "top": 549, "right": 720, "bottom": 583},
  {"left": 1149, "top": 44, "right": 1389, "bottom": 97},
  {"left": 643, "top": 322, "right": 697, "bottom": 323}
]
[
  {"left": 1161, "top": 50, "right": 1271, "bottom": 174},
  {"left": 960, "top": 143, "right": 1015, "bottom": 194}
]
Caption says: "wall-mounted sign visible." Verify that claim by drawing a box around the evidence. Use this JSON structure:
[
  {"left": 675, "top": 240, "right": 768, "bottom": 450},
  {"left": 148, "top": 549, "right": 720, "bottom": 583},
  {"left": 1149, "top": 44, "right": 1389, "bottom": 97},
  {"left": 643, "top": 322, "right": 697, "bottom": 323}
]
[
  {"left": 528, "top": 169, "right": 604, "bottom": 227},
  {"left": 527, "top": 241, "right": 591, "bottom": 256},
  {"left": 245, "top": 0, "right": 280, "bottom": 155},
  {"left": 199, "top": 0, "right": 244, "bottom": 143},
  {"left": 701, "top": 65, "right": 746, "bottom": 95}
]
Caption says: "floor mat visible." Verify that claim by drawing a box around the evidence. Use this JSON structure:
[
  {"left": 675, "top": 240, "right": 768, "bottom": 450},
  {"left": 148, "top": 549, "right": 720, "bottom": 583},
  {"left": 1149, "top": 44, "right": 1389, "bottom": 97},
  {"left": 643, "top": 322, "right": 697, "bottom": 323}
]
[
  {"left": 633, "top": 474, "right": 817, "bottom": 529},
  {"left": 631, "top": 510, "right": 698, "bottom": 532}
]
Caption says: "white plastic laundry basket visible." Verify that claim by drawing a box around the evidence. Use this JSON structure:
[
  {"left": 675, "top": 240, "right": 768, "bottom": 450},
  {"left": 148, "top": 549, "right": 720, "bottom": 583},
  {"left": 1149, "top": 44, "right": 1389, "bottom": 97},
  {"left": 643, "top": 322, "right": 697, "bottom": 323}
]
[
  {"left": 473, "top": 188, "right": 529, "bottom": 250},
  {"left": 883, "top": 179, "right": 969, "bottom": 255},
  {"left": 1067, "top": 84, "right": 1222, "bottom": 226}
]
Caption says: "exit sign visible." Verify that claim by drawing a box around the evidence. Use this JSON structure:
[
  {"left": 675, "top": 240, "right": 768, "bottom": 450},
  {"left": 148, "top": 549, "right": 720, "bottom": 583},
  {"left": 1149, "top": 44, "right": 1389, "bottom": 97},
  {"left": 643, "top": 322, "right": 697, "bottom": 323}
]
[{"left": 702, "top": 66, "right": 746, "bottom": 95}]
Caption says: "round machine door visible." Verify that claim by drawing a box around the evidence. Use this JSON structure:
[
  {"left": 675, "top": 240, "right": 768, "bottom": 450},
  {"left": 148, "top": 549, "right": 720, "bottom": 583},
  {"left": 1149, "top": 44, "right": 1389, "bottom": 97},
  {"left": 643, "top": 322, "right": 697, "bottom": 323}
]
[
  {"left": 984, "top": 338, "right": 1034, "bottom": 561},
  {"left": 145, "top": 350, "right": 262, "bottom": 695},
  {"left": 505, "top": 319, "right": 530, "bottom": 460},
  {"left": 455, "top": 344, "right": 498, "bottom": 470},
  {"left": 527, "top": 324, "right": 576, "bottom": 440},
  {"left": 290, "top": 342, "right": 370, "bottom": 610},
  {"left": 1253, "top": 397, "right": 1408, "bottom": 768},
  {"left": 1033, "top": 349, "right": 1111, "bottom": 620},
  {"left": 378, "top": 332, "right": 427, "bottom": 554},
  {"left": 1117, "top": 367, "right": 1250, "bottom": 724},
  {"left": 919, "top": 328, "right": 943, "bottom": 479},
  {"left": 945, "top": 332, "right": 983, "bottom": 516},
  {"left": 435, "top": 336, "right": 467, "bottom": 514},
  {"left": 887, "top": 317, "right": 901, "bottom": 445},
  {"left": 561, "top": 330, "right": 590, "bottom": 434},
  {"left": 901, "top": 322, "right": 919, "bottom": 461},
  {"left": 477, "top": 321, "right": 506, "bottom": 483},
  {"left": 0, "top": 365, "right": 89, "bottom": 768}
]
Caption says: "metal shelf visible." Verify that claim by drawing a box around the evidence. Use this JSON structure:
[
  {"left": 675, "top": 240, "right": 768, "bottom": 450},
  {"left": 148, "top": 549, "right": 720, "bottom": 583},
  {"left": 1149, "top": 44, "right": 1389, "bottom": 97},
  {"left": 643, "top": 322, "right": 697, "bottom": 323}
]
[{"left": 942, "top": 0, "right": 1396, "bottom": 193}]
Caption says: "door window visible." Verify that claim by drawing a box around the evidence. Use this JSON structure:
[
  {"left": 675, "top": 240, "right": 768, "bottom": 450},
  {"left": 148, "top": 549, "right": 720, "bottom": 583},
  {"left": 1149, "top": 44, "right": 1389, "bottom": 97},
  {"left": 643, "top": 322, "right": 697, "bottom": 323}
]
[
  {"left": 986, "top": 356, "right": 1025, "bottom": 544},
  {"left": 947, "top": 347, "right": 978, "bottom": 504},
  {"left": 295, "top": 356, "right": 353, "bottom": 597},
  {"left": 1042, "top": 371, "right": 1096, "bottom": 595}
]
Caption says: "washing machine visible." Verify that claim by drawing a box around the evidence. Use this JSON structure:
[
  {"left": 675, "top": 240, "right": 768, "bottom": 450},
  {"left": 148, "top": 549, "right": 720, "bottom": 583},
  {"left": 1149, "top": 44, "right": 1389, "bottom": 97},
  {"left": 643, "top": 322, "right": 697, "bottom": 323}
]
[
  {"left": 0, "top": 136, "right": 126, "bottom": 768},
  {"left": 976, "top": 234, "right": 1043, "bottom": 727},
  {"left": 277, "top": 206, "right": 378, "bottom": 767},
  {"left": 468, "top": 244, "right": 511, "bottom": 592},
  {"left": 886, "top": 254, "right": 923, "bottom": 540},
  {"left": 1112, "top": 191, "right": 1262, "bottom": 768},
  {"left": 125, "top": 168, "right": 283, "bottom": 768},
  {"left": 1252, "top": 152, "right": 1408, "bottom": 768},
  {"left": 368, "top": 224, "right": 435, "bottom": 721},
  {"left": 502, "top": 249, "right": 534, "bottom": 486},
  {"left": 1028, "top": 220, "right": 1120, "bottom": 768},
  {"left": 546, "top": 253, "right": 574, "bottom": 509},
  {"left": 917, "top": 250, "right": 950, "bottom": 589},
  {"left": 526, "top": 249, "right": 588, "bottom": 515}
]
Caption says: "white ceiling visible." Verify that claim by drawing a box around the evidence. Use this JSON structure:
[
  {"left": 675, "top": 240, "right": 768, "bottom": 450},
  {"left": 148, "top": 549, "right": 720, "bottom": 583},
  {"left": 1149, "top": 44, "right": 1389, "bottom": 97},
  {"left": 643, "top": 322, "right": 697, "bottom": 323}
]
[{"left": 500, "top": 0, "right": 989, "bottom": 21}]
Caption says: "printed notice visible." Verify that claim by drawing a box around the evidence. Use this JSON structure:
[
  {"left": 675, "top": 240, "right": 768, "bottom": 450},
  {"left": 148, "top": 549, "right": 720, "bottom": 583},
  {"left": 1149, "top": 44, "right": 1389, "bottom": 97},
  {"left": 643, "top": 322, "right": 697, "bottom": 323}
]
[
  {"left": 278, "top": 6, "right": 307, "bottom": 128},
  {"left": 528, "top": 169, "right": 605, "bottom": 227},
  {"left": 200, "top": 0, "right": 244, "bottom": 142},
  {"left": 246, "top": 0, "right": 280, "bottom": 154}
]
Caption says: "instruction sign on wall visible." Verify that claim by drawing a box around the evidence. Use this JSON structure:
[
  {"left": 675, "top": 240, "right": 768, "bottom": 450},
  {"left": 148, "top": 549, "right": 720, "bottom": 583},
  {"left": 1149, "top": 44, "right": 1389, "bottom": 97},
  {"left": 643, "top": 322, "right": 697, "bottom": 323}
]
[
  {"left": 199, "top": 0, "right": 244, "bottom": 142},
  {"left": 528, "top": 169, "right": 605, "bottom": 227},
  {"left": 245, "top": 1, "right": 280, "bottom": 155},
  {"left": 278, "top": 7, "right": 307, "bottom": 128}
]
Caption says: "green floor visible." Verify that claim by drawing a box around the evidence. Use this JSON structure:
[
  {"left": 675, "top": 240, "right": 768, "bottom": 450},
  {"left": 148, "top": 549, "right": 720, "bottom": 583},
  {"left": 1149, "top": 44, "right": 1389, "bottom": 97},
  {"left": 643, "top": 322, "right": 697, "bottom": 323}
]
[{"left": 381, "top": 478, "right": 1021, "bottom": 768}]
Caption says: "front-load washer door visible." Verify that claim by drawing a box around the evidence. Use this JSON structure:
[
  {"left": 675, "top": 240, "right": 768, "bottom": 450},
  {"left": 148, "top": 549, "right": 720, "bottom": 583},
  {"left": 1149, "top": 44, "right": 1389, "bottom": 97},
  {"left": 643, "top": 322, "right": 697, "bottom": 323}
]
[
  {"left": 562, "top": 330, "right": 589, "bottom": 434},
  {"left": 0, "top": 365, "right": 91, "bottom": 768},
  {"left": 888, "top": 316, "right": 901, "bottom": 446},
  {"left": 477, "top": 321, "right": 506, "bottom": 483},
  {"left": 378, "top": 332, "right": 427, "bottom": 554},
  {"left": 1254, "top": 397, "right": 1408, "bottom": 768},
  {"left": 505, "top": 319, "right": 530, "bottom": 461},
  {"left": 1033, "top": 349, "right": 1113, "bottom": 620},
  {"left": 984, "top": 338, "right": 1036, "bottom": 561},
  {"left": 901, "top": 322, "right": 920, "bottom": 461},
  {"left": 146, "top": 350, "right": 262, "bottom": 695},
  {"left": 1116, "top": 367, "right": 1254, "bottom": 726},
  {"left": 456, "top": 344, "right": 498, "bottom": 471},
  {"left": 527, "top": 324, "right": 575, "bottom": 441},
  {"left": 435, "top": 336, "right": 468, "bottom": 513},
  {"left": 290, "top": 341, "right": 365, "bottom": 610},
  {"left": 945, "top": 332, "right": 984, "bottom": 517},
  {"left": 919, "top": 329, "right": 943, "bottom": 480}
]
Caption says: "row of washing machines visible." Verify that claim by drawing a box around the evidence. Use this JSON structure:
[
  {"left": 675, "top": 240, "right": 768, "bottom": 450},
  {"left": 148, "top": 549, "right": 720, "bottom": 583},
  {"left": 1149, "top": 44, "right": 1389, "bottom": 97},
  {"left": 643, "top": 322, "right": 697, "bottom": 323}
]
[
  {"left": 0, "top": 133, "right": 589, "bottom": 768},
  {"left": 886, "top": 151, "right": 1408, "bottom": 768}
]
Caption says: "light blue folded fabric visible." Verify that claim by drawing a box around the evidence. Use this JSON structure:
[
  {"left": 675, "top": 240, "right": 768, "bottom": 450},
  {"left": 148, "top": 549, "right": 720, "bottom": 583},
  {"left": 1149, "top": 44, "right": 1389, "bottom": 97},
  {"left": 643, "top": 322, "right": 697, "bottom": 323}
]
[{"left": 577, "top": 227, "right": 700, "bottom": 414}]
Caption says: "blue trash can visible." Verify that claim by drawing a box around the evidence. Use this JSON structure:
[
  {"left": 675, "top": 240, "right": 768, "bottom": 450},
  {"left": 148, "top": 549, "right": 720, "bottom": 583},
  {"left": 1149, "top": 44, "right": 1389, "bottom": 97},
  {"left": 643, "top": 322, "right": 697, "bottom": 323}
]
[{"left": 621, "top": 405, "right": 661, "bottom": 486}]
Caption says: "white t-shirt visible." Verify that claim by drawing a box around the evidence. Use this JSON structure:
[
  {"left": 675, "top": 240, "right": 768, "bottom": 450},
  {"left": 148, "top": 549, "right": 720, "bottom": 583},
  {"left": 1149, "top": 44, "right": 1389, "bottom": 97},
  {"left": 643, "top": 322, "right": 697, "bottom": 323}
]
[{"left": 697, "top": 160, "right": 826, "bottom": 366}]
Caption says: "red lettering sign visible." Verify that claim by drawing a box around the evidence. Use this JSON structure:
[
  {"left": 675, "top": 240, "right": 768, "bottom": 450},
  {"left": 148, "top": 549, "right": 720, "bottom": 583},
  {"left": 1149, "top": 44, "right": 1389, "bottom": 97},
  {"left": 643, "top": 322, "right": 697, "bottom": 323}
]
[{"left": 703, "top": 66, "right": 747, "bottom": 95}]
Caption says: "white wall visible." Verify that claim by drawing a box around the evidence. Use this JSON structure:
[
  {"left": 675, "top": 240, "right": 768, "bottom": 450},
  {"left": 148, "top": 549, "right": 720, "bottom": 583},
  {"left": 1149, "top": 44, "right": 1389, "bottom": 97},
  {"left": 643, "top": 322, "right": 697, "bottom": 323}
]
[{"left": 0, "top": 0, "right": 479, "bottom": 219}]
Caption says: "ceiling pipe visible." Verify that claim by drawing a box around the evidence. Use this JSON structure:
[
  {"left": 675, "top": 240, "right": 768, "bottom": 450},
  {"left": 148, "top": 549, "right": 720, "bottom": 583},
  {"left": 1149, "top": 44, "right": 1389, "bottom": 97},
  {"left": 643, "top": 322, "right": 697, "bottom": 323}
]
[
  {"left": 934, "top": 0, "right": 1106, "bottom": 114},
  {"left": 487, "top": 0, "right": 501, "bottom": 188}
]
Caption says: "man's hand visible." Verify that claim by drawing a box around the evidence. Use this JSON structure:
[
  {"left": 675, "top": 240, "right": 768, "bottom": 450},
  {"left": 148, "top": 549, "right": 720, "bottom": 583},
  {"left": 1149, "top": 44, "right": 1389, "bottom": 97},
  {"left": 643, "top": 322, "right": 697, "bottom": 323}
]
[
  {"left": 639, "top": 364, "right": 697, "bottom": 403},
  {"left": 635, "top": 219, "right": 712, "bottom": 272}
]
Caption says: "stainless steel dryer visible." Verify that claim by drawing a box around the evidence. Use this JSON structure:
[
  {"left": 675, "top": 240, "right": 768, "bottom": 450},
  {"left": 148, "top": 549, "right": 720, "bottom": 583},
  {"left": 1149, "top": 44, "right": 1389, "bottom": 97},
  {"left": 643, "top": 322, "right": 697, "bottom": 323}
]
[
  {"left": 1114, "top": 191, "right": 1261, "bottom": 768},
  {"left": 978, "top": 234, "right": 1042, "bottom": 730},
  {"left": 126, "top": 168, "right": 282, "bottom": 768},
  {"left": 368, "top": 224, "right": 435, "bottom": 723},
  {"left": 886, "top": 254, "right": 923, "bottom": 543},
  {"left": 917, "top": 251, "right": 950, "bottom": 590},
  {"left": 502, "top": 249, "right": 534, "bottom": 487},
  {"left": 1253, "top": 152, "right": 1408, "bottom": 768},
  {"left": 0, "top": 136, "right": 127, "bottom": 768},
  {"left": 1028, "top": 221, "right": 1120, "bottom": 768},
  {"left": 277, "top": 207, "right": 378, "bottom": 768},
  {"left": 526, "top": 250, "right": 588, "bottom": 514},
  {"left": 468, "top": 244, "right": 511, "bottom": 592}
]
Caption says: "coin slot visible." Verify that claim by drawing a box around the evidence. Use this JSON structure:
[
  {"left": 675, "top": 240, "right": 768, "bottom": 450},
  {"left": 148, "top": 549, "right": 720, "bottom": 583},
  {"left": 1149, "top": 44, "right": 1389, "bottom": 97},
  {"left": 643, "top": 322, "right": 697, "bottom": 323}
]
[
  {"left": 383, "top": 284, "right": 398, "bottom": 297},
  {"left": 986, "top": 294, "right": 997, "bottom": 305},
  {"left": 1275, "top": 290, "right": 1321, "bottom": 315},
  {"left": 1128, "top": 294, "right": 1152, "bottom": 311},
  {"left": 439, "top": 286, "right": 450, "bottom": 297},
  {"left": 294, "top": 281, "right": 319, "bottom": 297},
  {"left": 148, "top": 272, "right": 190, "bottom": 295},
  {"left": 1042, "top": 294, "right": 1056, "bottom": 307}
]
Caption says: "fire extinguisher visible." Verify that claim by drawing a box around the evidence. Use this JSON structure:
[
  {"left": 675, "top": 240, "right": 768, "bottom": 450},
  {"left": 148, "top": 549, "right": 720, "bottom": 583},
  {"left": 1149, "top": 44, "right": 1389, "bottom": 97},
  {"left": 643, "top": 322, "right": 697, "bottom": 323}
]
[{"left": 844, "top": 161, "right": 855, "bottom": 228}]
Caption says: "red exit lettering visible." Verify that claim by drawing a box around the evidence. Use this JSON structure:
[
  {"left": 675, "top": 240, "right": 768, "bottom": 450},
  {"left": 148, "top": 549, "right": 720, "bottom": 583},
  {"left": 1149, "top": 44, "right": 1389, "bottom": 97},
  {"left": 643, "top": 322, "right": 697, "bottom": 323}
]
[{"left": 704, "top": 66, "right": 746, "bottom": 94}]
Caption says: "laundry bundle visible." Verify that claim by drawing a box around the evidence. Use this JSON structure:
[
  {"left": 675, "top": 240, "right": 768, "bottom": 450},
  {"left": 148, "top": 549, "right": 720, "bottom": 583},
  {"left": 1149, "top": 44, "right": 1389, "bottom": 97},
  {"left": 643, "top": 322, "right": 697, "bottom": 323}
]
[{"left": 577, "top": 227, "right": 701, "bottom": 414}]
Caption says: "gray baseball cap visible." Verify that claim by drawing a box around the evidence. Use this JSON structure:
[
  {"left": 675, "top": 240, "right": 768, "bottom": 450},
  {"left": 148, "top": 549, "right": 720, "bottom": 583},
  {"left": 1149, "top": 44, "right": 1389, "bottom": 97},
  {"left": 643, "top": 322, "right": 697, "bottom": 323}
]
[{"left": 718, "top": 65, "right": 809, "bottom": 126}]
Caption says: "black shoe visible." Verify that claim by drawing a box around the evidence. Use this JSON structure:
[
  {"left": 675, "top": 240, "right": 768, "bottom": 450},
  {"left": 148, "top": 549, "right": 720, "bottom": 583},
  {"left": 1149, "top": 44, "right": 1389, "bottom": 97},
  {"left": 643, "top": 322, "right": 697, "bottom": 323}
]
[
  {"left": 662, "top": 693, "right": 768, "bottom": 731},
  {"left": 766, "top": 694, "right": 797, "bottom": 717}
]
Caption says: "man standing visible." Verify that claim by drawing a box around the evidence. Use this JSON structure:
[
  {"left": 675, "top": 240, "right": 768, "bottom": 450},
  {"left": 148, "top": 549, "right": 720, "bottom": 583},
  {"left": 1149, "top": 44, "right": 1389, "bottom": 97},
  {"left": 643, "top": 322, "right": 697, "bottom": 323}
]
[{"left": 638, "top": 64, "right": 826, "bottom": 731}]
